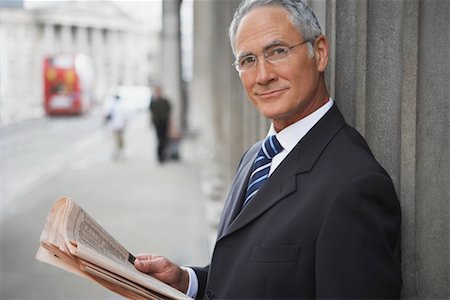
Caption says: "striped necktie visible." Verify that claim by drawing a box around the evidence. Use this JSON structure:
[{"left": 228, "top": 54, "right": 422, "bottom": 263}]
[{"left": 242, "top": 135, "right": 284, "bottom": 209}]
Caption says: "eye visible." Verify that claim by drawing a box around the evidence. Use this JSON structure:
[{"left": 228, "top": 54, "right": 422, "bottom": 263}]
[
  {"left": 239, "top": 55, "right": 256, "bottom": 68},
  {"left": 269, "top": 46, "right": 289, "bottom": 58}
]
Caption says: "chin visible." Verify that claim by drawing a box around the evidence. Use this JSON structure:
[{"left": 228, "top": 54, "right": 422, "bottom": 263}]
[
  {"left": 260, "top": 111, "right": 284, "bottom": 122},
  {"left": 257, "top": 103, "right": 285, "bottom": 120}
]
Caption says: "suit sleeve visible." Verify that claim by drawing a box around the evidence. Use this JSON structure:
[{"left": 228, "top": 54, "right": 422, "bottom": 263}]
[
  {"left": 316, "top": 172, "right": 402, "bottom": 299},
  {"left": 191, "top": 266, "right": 209, "bottom": 299}
]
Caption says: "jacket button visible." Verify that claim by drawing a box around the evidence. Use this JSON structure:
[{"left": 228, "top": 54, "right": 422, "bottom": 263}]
[{"left": 205, "top": 289, "right": 214, "bottom": 299}]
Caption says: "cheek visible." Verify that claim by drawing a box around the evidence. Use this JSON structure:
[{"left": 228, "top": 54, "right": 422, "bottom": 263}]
[
  {"left": 240, "top": 76, "right": 256, "bottom": 100},
  {"left": 289, "top": 69, "right": 316, "bottom": 95},
  {"left": 240, "top": 74, "right": 253, "bottom": 91}
]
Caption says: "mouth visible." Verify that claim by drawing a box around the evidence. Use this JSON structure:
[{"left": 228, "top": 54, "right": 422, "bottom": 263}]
[{"left": 257, "top": 88, "right": 288, "bottom": 99}]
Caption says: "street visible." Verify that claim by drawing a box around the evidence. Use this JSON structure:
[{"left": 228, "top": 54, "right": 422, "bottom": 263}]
[{"left": 0, "top": 110, "right": 212, "bottom": 299}]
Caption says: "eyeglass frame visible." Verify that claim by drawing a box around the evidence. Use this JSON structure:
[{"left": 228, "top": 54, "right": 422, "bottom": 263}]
[{"left": 232, "top": 39, "right": 312, "bottom": 73}]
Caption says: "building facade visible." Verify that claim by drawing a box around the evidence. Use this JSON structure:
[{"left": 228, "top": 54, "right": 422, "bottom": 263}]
[{"left": 0, "top": 2, "right": 159, "bottom": 125}]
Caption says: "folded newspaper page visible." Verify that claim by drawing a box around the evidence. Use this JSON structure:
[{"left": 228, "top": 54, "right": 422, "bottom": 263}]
[{"left": 36, "top": 196, "right": 191, "bottom": 300}]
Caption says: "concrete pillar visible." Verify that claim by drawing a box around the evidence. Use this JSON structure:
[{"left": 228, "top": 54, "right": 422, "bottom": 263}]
[
  {"left": 91, "top": 28, "right": 105, "bottom": 97},
  {"left": 161, "top": 0, "right": 182, "bottom": 130},
  {"left": 30, "top": 23, "right": 43, "bottom": 118},
  {"left": 108, "top": 30, "right": 120, "bottom": 86},
  {"left": 191, "top": 0, "right": 215, "bottom": 143},
  {"left": 415, "top": 1, "right": 449, "bottom": 298},
  {"left": 308, "top": 0, "right": 327, "bottom": 35},
  {"left": 399, "top": 0, "right": 420, "bottom": 297},
  {"left": 75, "top": 26, "right": 89, "bottom": 55},
  {"left": 0, "top": 22, "right": 8, "bottom": 123},
  {"left": 327, "top": 0, "right": 450, "bottom": 298},
  {"left": 60, "top": 25, "right": 72, "bottom": 54},
  {"left": 125, "top": 33, "right": 136, "bottom": 84},
  {"left": 115, "top": 30, "right": 125, "bottom": 85},
  {"left": 191, "top": 0, "right": 223, "bottom": 233},
  {"left": 211, "top": 0, "right": 238, "bottom": 184},
  {"left": 43, "top": 23, "right": 55, "bottom": 56}
]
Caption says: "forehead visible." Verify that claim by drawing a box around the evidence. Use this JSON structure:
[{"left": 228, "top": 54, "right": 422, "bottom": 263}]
[{"left": 235, "top": 6, "right": 302, "bottom": 55}]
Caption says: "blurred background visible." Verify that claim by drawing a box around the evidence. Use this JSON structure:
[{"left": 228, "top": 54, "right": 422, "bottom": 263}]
[{"left": 0, "top": 0, "right": 449, "bottom": 299}]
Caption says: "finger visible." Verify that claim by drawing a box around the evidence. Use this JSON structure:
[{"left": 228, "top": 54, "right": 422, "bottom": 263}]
[
  {"left": 135, "top": 253, "right": 155, "bottom": 260},
  {"left": 134, "top": 255, "right": 168, "bottom": 274},
  {"left": 134, "top": 254, "right": 153, "bottom": 271}
]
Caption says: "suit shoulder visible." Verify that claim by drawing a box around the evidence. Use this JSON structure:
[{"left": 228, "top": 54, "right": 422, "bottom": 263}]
[{"left": 329, "top": 124, "right": 389, "bottom": 176}]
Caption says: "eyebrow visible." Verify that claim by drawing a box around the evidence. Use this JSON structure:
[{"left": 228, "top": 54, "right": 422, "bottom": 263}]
[
  {"left": 236, "top": 39, "right": 288, "bottom": 60},
  {"left": 264, "top": 39, "right": 288, "bottom": 50}
]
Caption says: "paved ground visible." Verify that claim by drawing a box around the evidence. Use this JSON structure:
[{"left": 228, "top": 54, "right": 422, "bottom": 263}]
[{"left": 0, "top": 112, "right": 213, "bottom": 300}]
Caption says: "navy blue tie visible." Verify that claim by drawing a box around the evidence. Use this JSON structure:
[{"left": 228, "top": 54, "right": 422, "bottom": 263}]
[{"left": 242, "top": 135, "right": 283, "bottom": 208}]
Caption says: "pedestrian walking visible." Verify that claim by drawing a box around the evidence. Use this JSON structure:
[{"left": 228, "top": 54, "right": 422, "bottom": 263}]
[
  {"left": 149, "top": 86, "right": 171, "bottom": 163},
  {"left": 134, "top": 0, "right": 402, "bottom": 299},
  {"left": 104, "top": 94, "right": 129, "bottom": 160}
]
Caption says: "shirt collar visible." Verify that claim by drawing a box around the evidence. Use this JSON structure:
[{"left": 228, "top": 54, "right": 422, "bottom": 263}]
[{"left": 268, "top": 98, "right": 334, "bottom": 153}]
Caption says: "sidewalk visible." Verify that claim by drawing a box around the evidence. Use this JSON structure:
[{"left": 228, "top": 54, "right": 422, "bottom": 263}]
[
  {"left": 0, "top": 111, "right": 213, "bottom": 300},
  {"left": 93, "top": 111, "right": 213, "bottom": 265}
]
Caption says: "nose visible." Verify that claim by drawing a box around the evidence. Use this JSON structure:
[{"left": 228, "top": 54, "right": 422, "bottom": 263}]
[{"left": 255, "top": 58, "right": 276, "bottom": 84}]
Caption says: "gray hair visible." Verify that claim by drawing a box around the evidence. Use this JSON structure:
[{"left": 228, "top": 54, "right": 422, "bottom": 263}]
[{"left": 229, "top": 0, "right": 322, "bottom": 56}]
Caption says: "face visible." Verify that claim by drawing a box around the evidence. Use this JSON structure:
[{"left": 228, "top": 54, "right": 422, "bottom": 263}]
[
  {"left": 235, "top": 6, "right": 329, "bottom": 131},
  {"left": 154, "top": 86, "right": 162, "bottom": 98}
]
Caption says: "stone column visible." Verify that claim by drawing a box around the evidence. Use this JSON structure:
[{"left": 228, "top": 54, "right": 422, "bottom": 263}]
[
  {"left": 123, "top": 32, "right": 134, "bottom": 85},
  {"left": 75, "top": 26, "right": 89, "bottom": 55},
  {"left": 60, "top": 25, "right": 72, "bottom": 54},
  {"left": 191, "top": 0, "right": 221, "bottom": 239},
  {"left": 43, "top": 23, "right": 55, "bottom": 56},
  {"left": 308, "top": 0, "right": 327, "bottom": 35},
  {"left": 327, "top": 0, "right": 450, "bottom": 298},
  {"left": 108, "top": 30, "right": 120, "bottom": 86},
  {"left": 91, "top": 28, "right": 105, "bottom": 97},
  {"left": 398, "top": 0, "right": 420, "bottom": 297},
  {"left": 415, "top": 1, "right": 449, "bottom": 298},
  {"left": 161, "top": 0, "right": 182, "bottom": 130}
]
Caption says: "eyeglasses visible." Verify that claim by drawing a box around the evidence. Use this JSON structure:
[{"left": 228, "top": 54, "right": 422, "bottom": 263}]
[{"left": 233, "top": 40, "right": 311, "bottom": 73}]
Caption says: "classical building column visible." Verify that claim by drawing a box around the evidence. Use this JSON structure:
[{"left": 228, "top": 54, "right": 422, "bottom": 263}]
[
  {"left": 75, "top": 26, "right": 89, "bottom": 55},
  {"left": 42, "top": 23, "right": 55, "bottom": 56},
  {"left": 414, "top": 1, "right": 449, "bottom": 298},
  {"left": 123, "top": 32, "right": 134, "bottom": 85},
  {"left": 326, "top": 0, "right": 450, "bottom": 298},
  {"left": 161, "top": 0, "right": 182, "bottom": 130},
  {"left": 107, "top": 29, "right": 120, "bottom": 87},
  {"left": 60, "top": 25, "right": 72, "bottom": 54},
  {"left": 91, "top": 28, "right": 105, "bottom": 96}
]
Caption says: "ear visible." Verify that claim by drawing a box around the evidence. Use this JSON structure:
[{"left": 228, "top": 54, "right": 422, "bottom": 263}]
[{"left": 314, "top": 35, "right": 329, "bottom": 72}]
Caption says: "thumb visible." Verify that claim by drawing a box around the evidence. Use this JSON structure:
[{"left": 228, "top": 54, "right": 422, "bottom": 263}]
[{"left": 134, "top": 255, "right": 166, "bottom": 274}]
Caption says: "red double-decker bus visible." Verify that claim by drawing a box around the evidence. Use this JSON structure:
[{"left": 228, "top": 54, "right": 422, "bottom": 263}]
[{"left": 43, "top": 54, "right": 95, "bottom": 115}]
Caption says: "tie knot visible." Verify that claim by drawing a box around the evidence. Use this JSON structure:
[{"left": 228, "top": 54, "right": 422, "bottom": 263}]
[{"left": 261, "top": 135, "right": 283, "bottom": 159}]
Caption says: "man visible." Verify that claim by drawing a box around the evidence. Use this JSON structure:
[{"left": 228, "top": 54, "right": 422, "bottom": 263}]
[
  {"left": 135, "top": 0, "right": 402, "bottom": 298},
  {"left": 149, "top": 86, "right": 171, "bottom": 163},
  {"left": 105, "top": 94, "right": 129, "bottom": 160}
]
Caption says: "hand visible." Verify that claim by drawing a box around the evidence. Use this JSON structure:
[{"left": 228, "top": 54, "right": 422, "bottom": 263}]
[{"left": 134, "top": 254, "right": 189, "bottom": 293}]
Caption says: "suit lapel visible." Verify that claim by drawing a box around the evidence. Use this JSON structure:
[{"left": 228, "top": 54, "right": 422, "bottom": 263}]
[
  {"left": 219, "top": 149, "right": 299, "bottom": 241},
  {"left": 218, "top": 104, "right": 346, "bottom": 241},
  {"left": 216, "top": 142, "right": 261, "bottom": 237}
]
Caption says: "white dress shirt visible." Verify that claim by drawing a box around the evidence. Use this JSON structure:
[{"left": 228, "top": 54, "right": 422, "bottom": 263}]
[
  {"left": 185, "top": 98, "right": 334, "bottom": 298},
  {"left": 268, "top": 98, "right": 334, "bottom": 175}
]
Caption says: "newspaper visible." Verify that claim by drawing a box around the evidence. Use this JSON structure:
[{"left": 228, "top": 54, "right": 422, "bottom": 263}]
[{"left": 36, "top": 196, "right": 191, "bottom": 300}]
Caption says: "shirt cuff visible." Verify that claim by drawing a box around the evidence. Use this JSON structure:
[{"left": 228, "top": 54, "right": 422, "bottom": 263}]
[{"left": 182, "top": 267, "right": 198, "bottom": 298}]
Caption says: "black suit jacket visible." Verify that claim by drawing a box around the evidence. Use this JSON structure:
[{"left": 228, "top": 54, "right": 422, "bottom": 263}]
[{"left": 193, "top": 104, "right": 402, "bottom": 299}]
